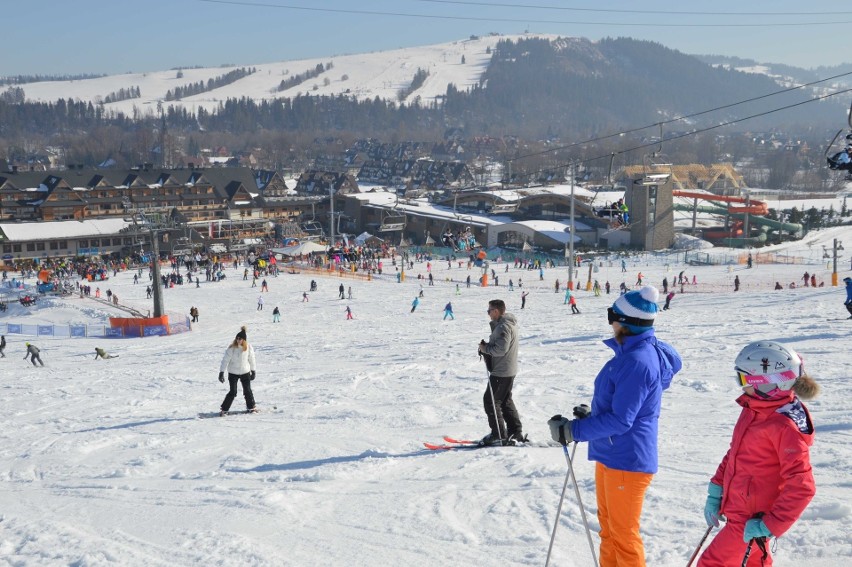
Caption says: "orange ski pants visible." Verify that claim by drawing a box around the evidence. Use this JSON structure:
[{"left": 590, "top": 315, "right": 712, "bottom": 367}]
[{"left": 595, "top": 462, "right": 654, "bottom": 567}]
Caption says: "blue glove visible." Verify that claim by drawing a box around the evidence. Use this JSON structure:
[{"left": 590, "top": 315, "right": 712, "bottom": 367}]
[
  {"left": 548, "top": 415, "right": 574, "bottom": 445},
  {"left": 703, "top": 482, "right": 723, "bottom": 527},
  {"left": 743, "top": 518, "right": 772, "bottom": 542}
]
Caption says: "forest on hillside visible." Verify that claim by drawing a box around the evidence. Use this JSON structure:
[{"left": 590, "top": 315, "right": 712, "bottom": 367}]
[{"left": 0, "top": 37, "right": 847, "bottom": 190}]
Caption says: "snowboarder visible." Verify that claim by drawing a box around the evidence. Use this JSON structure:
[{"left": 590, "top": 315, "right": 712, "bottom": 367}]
[
  {"left": 568, "top": 291, "right": 580, "bottom": 314},
  {"left": 218, "top": 326, "right": 257, "bottom": 416},
  {"left": 697, "top": 341, "right": 818, "bottom": 566},
  {"left": 94, "top": 347, "right": 118, "bottom": 360},
  {"left": 443, "top": 302, "right": 454, "bottom": 320},
  {"left": 272, "top": 306, "right": 281, "bottom": 323},
  {"left": 478, "top": 299, "right": 525, "bottom": 446},
  {"left": 24, "top": 342, "right": 44, "bottom": 367},
  {"left": 548, "top": 286, "right": 681, "bottom": 567},
  {"left": 410, "top": 296, "right": 420, "bottom": 313}
]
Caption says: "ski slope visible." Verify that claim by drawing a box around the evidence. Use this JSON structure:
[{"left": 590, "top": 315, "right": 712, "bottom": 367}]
[{"left": 0, "top": 226, "right": 850, "bottom": 566}]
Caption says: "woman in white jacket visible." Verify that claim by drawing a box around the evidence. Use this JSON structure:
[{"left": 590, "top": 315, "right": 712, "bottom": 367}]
[{"left": 218, "top": 326, "right": 257, "bottom": 415}]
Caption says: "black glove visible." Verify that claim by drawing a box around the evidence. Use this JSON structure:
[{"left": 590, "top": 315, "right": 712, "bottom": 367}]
[
  {"left": 218, "top": 371, "right": 225, "bottom": 383},
  {"left": 548, "top": 414, "right": 574, "bottom": 445},
  {"left": 250, "top": 370, "right": 256, "bottom": 381},
  {"left": 573, "top": 404, "right": 591, "bottom": 419}
]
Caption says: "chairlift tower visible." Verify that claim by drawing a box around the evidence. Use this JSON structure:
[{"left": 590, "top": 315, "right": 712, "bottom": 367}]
[{"left": 124, "top": 207, "right": 182, "bottom": 318}]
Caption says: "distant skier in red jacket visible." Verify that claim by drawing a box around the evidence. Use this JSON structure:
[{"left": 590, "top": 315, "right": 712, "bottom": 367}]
[{"left": 698, "top": 341, "right": 819, "bottom": 567}]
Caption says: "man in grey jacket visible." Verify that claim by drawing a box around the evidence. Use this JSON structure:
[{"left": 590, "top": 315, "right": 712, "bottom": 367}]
[{"left": 478, "top": 299, "right": 526, "bottom": 446}]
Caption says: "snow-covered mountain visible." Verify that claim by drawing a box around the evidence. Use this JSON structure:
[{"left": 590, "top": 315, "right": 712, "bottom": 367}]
[{"left": 3, "top": 34, "right": 544, "bottom": 117}]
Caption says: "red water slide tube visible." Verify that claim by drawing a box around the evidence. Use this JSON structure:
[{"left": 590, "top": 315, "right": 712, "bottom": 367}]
[{"left": 672, "top": 191, "right": 769, "bottom": 215}]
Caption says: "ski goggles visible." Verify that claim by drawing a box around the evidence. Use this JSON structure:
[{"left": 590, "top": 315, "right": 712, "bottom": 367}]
[
  {"left": 607, "top": 307, "right": 653, "bottom": 327},
  {"left": 735, "top": 368, "right": 799, "bottom": 390}
]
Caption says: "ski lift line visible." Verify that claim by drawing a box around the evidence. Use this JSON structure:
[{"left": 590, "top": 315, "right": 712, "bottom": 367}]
[
  {"left": 506, "top": 70, "right": 852, "bottom": 165},
  {"left": 199, "top": 0, "right": 852, "bottom": 27},
  {"left": 514, "top": 86, "right": 852, "bottom": 183},
  {"left": 416, "top": 0, "right": 835, "bottom": 17}
]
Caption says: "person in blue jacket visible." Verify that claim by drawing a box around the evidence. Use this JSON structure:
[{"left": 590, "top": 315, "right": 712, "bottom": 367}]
[
  {"left": 844, "top": 276, "right": 852, "bottom": 319},
  {"left": 548, "top": 286, "right": 682, "bottom": 567}
]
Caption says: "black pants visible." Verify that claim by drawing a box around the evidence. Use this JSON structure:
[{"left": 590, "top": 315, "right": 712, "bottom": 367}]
[
  {"left": 221, "top": 373, "right": 255, "bottom": 411},
  {"left": 483, "top": 374, "right": 522, "bottom": 439}
]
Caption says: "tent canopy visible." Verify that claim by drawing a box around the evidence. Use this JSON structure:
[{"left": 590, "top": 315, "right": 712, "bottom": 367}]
[{"left": 270, "top": 241, "right": 328, "bottom": 257}]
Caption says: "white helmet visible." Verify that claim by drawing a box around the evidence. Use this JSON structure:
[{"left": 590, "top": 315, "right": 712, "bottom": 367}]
[{"left": 734, "top": 341, "right": 803, "bottom": 396}]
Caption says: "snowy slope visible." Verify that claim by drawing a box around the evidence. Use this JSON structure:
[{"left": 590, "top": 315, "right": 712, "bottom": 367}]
[
  {"left": 3, "top": 35, "right": 543, "bottom": 117},
  {"left": 0, "top": 223, "right": 850, "bottom": 566}
]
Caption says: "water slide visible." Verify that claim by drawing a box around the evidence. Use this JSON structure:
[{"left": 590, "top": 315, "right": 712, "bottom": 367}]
[{"left": 672, "top": 191, "right": 802, "bottom": 236}]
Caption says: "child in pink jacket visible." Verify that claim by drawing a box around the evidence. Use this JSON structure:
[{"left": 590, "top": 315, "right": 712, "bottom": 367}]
[{"left": 698, "top": 341, "right": 818, "bottom": 566}]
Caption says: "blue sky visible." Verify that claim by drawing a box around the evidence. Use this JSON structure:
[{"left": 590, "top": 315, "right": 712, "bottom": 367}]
[{"left": 3, "top": 0, "right": 849, "bottom": 76}]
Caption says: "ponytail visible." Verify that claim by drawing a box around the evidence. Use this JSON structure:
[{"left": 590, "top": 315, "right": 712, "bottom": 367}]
[{"left": 793, "top": 373, "right": 820, "bottom": 400}]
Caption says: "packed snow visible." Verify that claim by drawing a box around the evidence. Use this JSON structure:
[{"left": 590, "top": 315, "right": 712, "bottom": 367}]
[{"left": 0, "top": 225, "right": 850, "bottom": 566}]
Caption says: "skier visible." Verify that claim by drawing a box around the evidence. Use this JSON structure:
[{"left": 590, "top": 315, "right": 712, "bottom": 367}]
[
  {"left": 410, "top": 296, "right": 420, "bottom": 313},
  {"left": 478, "top": 299, "right": 526, "bottom": 446},
  {"left": 520, "top": 291, "right": 529, "bottom": 310},
  {"left": 94, "top": 347, "right": 118, "bottom": 360},
  {"left": 697, "top": 341, "right": 818, "bottom": 566},
  {"left": 218, "top": 326, "right": 257, "bottom": 416},
  {"left": 844, "top": 276, "right": 852, "bottom": 319},
  {"left": 261, "top": 279, "right": 268, "bottom": 292},
  {"left": 339, "top": 283, "right": 345, "bottom": 299},
  {"left": 734, "top": 275, "right": 740, "bottom": 292},
  {"left": 443, "top": 302, "right": 454, "bottom": 320},
  {"left": 0, "top": 334, "right": 5, "bottom": 358},
  {"left": 593, "top": 280, "right": 601, "bottom": 297},
  {"left": 548, "top": 286, "right": 682, "bottom": 567},
  {"left": 190, "top": 306, "right": 199, "bottom": 323},
  {"left": 605, "top": 281, "right": 611, "bottom": 295},
  {"left": 345, "top": 305, "right": 353, "bottom": 320},
  {"left": 256, "top": 295, "right": 264, "bottom": 310},
  {"left": 272, "top": 306, "right": 281, "bottom": 323},
  {"left": 24, "top": 342, "right": 45, "bottom": 367},
  {"left": 302, "top": 292, "right": 309, "bottom": 302},
  {"left": 663, "top": 291, "right": 674, "bottom": 310}
]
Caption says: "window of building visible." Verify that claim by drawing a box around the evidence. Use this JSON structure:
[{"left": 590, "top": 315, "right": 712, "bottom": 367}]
[
  {"left": 36, "top": 242, "right": 45, "bottom": 251},
  {"left": 2, "top": 245, "right": 11, "bottom": 253},
  {"left": 78, "top": 240, "right": 88, "bottom": 248},
  {"left": 101, "top": 238, "right": 111, "bottom": 247},
  {"left": 26, "top": 243, "right": 35, "bottom": 251},
  {"left": 113, "top": 238, "right": 122, "bottom": 246},
  {"left": 50, "top": 241, "right": 60, "bottom": 250},
  {"left": 13, "top": 244, "right": 21, "bottom": 252}
]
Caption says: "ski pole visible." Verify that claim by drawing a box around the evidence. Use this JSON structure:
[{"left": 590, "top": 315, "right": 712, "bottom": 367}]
[
  {"left": 686, "top": 525, "right": 714, "bottom": 567},
  {"left": 544, "top": 442, "right": 577, "bottom": 567},
  {"left": 562, "top": 441, "right": 599, "bottom": 567},
  {"left": 741, "top": 536, "right": 767, "bottom": 567},
  {"left": 486, "top": 371, "right": 505, "bottom": 443}
]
